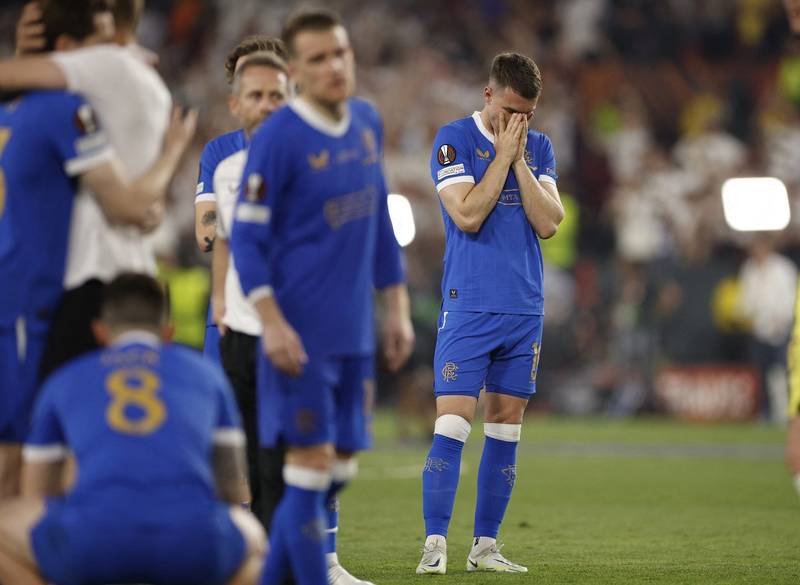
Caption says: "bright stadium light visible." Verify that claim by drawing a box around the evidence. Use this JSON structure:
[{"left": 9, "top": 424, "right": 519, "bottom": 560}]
[
  {"left": 721, "top": 177, "right": 790, "bottom": 232},
  {"left": 387, "top": 193, "right": 416, "bottom": 247}
]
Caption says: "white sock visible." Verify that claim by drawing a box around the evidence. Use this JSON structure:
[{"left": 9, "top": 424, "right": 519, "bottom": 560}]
[
  {"left": 425, "top": 534, "right": 446, "bottom": 548},
  {"left": 326, "top": 552, "right": 339, "bottom": 567},
  {"left": 472, "top": 536, "right": 496, "bottom": 552},
  {"left": 794, "top": 473, "right": 800, "bottom": 498}
]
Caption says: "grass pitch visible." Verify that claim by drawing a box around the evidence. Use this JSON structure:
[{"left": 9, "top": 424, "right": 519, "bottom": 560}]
[{"left": 336, "top": 415, "right": 800, "bottom": 584}]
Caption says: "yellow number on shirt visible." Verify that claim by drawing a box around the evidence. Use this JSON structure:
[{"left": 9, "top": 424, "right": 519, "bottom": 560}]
[
  {"left": 105, "top": 368, "right": 166, "bottom": 435},
  {"left": 0, "top": 128, "right": 11, "bottom": 219}
]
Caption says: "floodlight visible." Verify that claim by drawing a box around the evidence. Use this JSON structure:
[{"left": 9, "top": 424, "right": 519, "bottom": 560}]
[
  {"left": 721, "top": 177, "right": 790, "bottom": 232},
  {"left": 387, "top": 193, "right": 416, "bottom": 247}
]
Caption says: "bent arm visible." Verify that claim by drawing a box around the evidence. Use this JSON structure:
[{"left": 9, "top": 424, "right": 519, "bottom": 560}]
[
  {"left": 195, "top": 201, "right": 217, "bottom": 252},
  {"left": 0, "top": 57, "right": 66, "bottom": 91},
  {"left": 212, "top": 443, "right": 248, "bottom": 504},
  {"left": 513, "top": 160, "right": 564, "bottom": 239},
  {"left": 438, "top": 155, "right": 511, "bottom": 234}
]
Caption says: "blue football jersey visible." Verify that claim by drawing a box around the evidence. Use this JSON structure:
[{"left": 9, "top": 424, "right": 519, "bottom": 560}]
[
  {"left": 231, "top": 97, "right": 404, "bottom": 355},
  {"left": 196, "top": 129, "right": 248, "bottom": 332},
  {"left": 195, "top": 129, "right": 247, "bottom": 204},
  {"left": 24, "top": 334, "right": 243, "bottom": 511},
  {"left": 430, "top": 111, "right": 558, "bottom": 315},
  {"left": 0, "top": 91, "right": 111, "bottom": 324}
]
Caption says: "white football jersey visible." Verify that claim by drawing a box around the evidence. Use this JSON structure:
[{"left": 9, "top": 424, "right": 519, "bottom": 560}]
[
  {"left": 53, "top": 44, "right": 172, "bottom": 288},
  {"left": 214, "top": 149, "right": 262, "bottom": 336}
]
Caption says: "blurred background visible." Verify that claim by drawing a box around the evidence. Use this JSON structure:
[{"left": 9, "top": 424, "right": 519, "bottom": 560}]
[{"left": 3, "top": 0, "right": 799, "bottom": 431}]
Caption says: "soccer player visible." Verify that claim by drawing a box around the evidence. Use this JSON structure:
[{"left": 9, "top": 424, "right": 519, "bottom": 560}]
[
  {"left": 230, "top": 8, "right": 414, "bottom": 585},
  {"left": 0, "top": 0, "right": 175, "bottom": 379},
  {"left": 416, "top": 52, "right": 564, "bottom": 574},
  {"left": 196, "top": 35, "right": 288, "bottom": 367},
  {"left": 207, "top": 49, "right": 289, "bottom": 526},
  {"left": 0, "top": 0, "right": 196, "bottom": 499},
  {"left": 0, "top": 273, "right": 266, "bottom": 585}
]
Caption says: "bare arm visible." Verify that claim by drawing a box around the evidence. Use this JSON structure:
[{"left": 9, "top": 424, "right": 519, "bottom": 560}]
[
  {"left": 379, "top": 283, "right": 415, "bottom": 372},
  {"left": 15, "top": 2, "right": 45, "bottom": 56},
  {"left": 438, "top": 114, "right": 523, "bottom": 233},
  {"left": 0, "top": 57, "right": 66, "bottom": 91},
  {"left": 513, "top": 160, "right": 564, "bottom": 239},
  {"left": 20, "top": 460, "right": 66, "bottom": 498},
  {"left": 211, "top": 237, "right": 229, "bottom": 335},
  {"left": 81, "top": 107, "right": 197, "bottom": 227},
  {"left": 195, "top": 201, "right": 217, "bottom": 252},
  {"left": 212, "top": 444, "right": 248, "bottom": 504}
]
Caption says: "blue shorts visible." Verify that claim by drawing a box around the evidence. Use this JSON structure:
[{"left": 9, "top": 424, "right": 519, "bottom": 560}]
[
  {"left": 433, "top": 311, "right": 543, "bottom": 399},
  {"left": 32, "top": 498, "right": 245, "bottom": 585},
  {"left": 203, "top": 324, "right": 222, "bottom": 366},
  {"left": 0, "top": 319, "right": 48, "bottom": 442},
  {"left": 257, "top": 352, "right": 375, "bottom": 452}
]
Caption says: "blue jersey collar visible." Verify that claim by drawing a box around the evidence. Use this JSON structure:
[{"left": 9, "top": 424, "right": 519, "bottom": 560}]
[
  {"left": 472, "top": 111, "right": 495, "bottom": 144},
  {"left": 290, "top": 97, "right": 351, "bottom": 137}
]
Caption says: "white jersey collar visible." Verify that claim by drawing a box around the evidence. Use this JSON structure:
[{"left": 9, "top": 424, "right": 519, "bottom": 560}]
[
  {"left": 290, "top": 97, "right": 351, "bottom": 137},
  {"left": 472, "top": 111, "right": 495, "bottom": 144},
  {"left": 112, "top": 330, "right": 161, "bottom": 348}
]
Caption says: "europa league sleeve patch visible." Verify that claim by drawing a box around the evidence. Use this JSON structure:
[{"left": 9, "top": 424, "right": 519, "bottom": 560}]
[{"left": 437, "top": 144, "right": 457, "bottom": 166}]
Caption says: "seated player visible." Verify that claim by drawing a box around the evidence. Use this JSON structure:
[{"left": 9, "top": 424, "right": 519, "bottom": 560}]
[{"left": 0, "top": 274, "right": 266, "bottom": 585}]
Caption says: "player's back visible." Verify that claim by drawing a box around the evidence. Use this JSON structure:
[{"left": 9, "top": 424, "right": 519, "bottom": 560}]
[
  {"left": 0, "top": 91, "right": 107, "bottom": 324},
  {"left": 35, "top": 337, "right": 237, "bottom": 516}
]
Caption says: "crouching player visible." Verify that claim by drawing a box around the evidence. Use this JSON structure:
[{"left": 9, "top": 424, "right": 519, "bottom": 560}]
[{"left": 0, "top": 274, "right": 265, "bottom": 585}]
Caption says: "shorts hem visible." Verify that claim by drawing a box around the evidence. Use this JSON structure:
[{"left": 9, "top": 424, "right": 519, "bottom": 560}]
[{"left": 484, "top": 384, "right": 535, "bottom": 400}]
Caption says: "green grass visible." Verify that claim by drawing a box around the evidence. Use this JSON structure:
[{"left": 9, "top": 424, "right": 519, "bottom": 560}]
[{"left": 334, "top": 414, "right": 800, "bottom": 584}]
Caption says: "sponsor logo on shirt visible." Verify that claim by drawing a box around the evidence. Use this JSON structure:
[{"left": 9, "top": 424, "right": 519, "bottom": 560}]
[
  {"left": 442, "top": 361, "right": 459, "bottom": 382},
  {"left": 323, "top": 185, "right": 377, "bottom": 229},
  {"left": 308, "top": 149, "right": 330, "bottom": 171},
  {"left": 476, "top": 147, "right": 491, "bottom": 160},
  {"left": 437, "top": 144, "right": 457, "bottom": 166},
  {"left": 437, "top": 164, "right": 465, "bottom": 181},
  {"left": 449, "top": 288, "right": 458, "bottom": 299}
]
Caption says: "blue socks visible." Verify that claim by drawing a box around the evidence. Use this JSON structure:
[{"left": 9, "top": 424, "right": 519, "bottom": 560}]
[
  {"left": 422, "top": 415, "right": 471, "bottom": 537},
  {"left": 261, "top": 466, "right": 330, "bottom": 585},
  {"left": 474, "top": 424, "right": 520, "bottom": 539}
]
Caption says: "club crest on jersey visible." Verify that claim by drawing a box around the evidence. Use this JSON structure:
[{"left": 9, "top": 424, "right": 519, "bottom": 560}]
[
  {"left": 308, "top": 149, "right": 330, "bottom": 171},
  {"left": 442, "top": 361, "right": 459, "bottom": 382},
  {"left": 437, "top": 144, "right": 457, "bottom": 166},
  {"left": 524, "top": 149, "right": 534, "bottom": 167},
  {"left": 74, "top": 103, "right": 99, "bottom": 135},
  {"left": 245, "top": 172, "right": 266, "bottom": 202},
  {"left": 476, "top": 147, "right": 491, "bottom": 160}
]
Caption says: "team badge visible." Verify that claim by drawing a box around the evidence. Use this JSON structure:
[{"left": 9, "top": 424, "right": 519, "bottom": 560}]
[
  {"left": 442, "top": 361, "right": 458, "bottom": 382},
  {"left": 245, "top": 172, "right": 266, "bottom": 202},
  {"left": 308, "top": 149, "right": 330, "bottom": 171},
  {"left": 524, "top": 149, "right": 534, "bottom": 167},
  {"left": 437, "top": 144, "right": 457, "bottom": 166},
  {"left": 74, "top": 103, "right": 99, "bottom": 134},
  {"left": 424, "top": 457, "right": 450, "bottom": 472}
]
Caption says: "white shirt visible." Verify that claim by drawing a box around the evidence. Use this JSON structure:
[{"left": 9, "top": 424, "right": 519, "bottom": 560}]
[
  {"left": 52, "top": 44, "right": 172, "bottom": 288},
  {"left": 214, "top": 149, "right": 263, "bottom": 337}
]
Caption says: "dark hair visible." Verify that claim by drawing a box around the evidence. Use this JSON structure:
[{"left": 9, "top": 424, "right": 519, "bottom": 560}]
[
  {"left": 111, "top": 0, "right": 144, "bottom": 32},
  {"left": 489, "top": 52, "right": 543, "bottom": 101},
  {"left": 281, "top": 7, "right": 342, "bottom": 56},
  {"left": 41, "top": 0, "right": 112, "bottom": 52},
  {"left": 225, "top": 35, "right": 287, "bottom": 84},
  {"left": 101, "top": 273, "right": 168, "bottom": 329},
  {"left": 232, "top": 52, "right": 288, "bottom": 92}
]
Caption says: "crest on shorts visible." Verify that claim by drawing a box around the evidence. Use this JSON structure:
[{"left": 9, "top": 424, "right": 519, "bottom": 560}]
[
  {"left": 442, "top": 361, "right": 458, "bottom": 382},
  {"left": 437, "top": 144, "right": 457, "bottom": 166}
]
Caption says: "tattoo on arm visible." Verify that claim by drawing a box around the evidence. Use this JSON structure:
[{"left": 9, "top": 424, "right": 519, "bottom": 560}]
[{"left": 201, "top": 210, "right": 217, "bottom": 227}]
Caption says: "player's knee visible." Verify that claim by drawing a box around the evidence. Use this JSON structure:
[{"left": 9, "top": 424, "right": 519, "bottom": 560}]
[
  {"left": 484, "top": 422, "right": 522, "bottom": 443},
  {"left": 286, "top": 443, "right": 335, "bottom": 471},
  {"left": 434, "top": 414, "right": 472, "bottom": 443}
]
